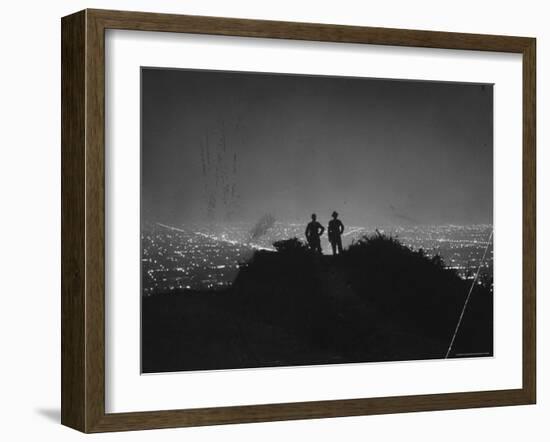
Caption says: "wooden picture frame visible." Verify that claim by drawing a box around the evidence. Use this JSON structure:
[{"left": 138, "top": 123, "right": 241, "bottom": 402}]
[{"left": 61, "top": 8, "right": 536, "bottom": 433}]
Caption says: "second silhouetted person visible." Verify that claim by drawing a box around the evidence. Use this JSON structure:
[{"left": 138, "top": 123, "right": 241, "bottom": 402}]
[{"left": 328, "top": 211, "right": 344, "bottom": 255}]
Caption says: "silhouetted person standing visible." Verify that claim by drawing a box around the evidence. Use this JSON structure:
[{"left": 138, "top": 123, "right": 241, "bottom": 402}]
[
  {"left": 305, "top": 213, "right": 325, "bottom": 254},
  {"left": 328, "top": 211, "right": 344, "bottom": 255}
]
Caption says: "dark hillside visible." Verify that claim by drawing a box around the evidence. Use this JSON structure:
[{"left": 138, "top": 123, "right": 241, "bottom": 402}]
[{"left": 142, "top": 234, "right": 493, "bottom": 373}]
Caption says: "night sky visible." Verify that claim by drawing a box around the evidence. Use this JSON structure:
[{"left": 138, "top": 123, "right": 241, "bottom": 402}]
[{"left": 141, "top": 68, "right": 493, "bottom": 227}]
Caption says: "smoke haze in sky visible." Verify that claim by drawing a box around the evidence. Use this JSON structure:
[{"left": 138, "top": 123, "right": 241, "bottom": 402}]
[{"left": 141, "top": 68, "right": 493, "bottom": 227}]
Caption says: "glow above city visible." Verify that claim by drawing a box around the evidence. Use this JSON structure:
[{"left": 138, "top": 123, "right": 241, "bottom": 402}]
[{"left": 142, "top": 222, "right": 493, "bottom": 295}]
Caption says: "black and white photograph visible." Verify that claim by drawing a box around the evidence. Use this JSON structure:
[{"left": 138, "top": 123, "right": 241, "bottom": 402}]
[
  {"left": 140, "top": 67, "right": 494, "bottom": 374},
  {"left": 1, "top": 0, "right": 543, "bottom": 437}
]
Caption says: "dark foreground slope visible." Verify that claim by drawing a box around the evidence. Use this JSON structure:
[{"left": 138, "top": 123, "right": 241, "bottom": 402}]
[{"left": 142, "top": 235, "right": 493, "bottom": 373}]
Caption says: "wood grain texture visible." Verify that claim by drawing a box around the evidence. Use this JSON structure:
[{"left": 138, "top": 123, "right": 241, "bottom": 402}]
[
  {"left": 91, "top": 389, "right": 530, "bottom": 433},
  {"left": 60, "top": 8, "right": 537, "bottom": 433},
  {"left": 84, "top": 10, "right": 107, "bottom": 433},
  {"left": 522, "top": 38, "right": 536, "bottom": 404},
  {"left": 61, "top": 10, "right": 86, "bottom": 432},
  {"left": 90, "top": 8, "right": 532, "bottom": 52}
]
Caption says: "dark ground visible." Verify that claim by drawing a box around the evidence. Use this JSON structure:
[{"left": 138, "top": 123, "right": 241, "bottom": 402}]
[{"left": 142, "top": 235, "right": 493, "bottom": 373}]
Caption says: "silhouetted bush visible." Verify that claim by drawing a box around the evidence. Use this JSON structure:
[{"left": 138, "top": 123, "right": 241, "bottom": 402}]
[{"left": 273, "top": 237, "right": 308, "bottom": 253}]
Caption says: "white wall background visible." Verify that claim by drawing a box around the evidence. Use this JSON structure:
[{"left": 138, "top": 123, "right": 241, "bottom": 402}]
[{"left": 0, "top": 0, "right": 546, "bottom": 440}]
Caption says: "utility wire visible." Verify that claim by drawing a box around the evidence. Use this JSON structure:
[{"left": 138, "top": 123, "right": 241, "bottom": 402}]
[{"left": 445, "top": 229, "right": 494, "bottom": 359}]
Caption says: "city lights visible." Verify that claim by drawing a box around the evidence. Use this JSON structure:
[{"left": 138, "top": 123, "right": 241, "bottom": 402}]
[{"left": 142, "top": 222, "right": 493, "bottom": 295}]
